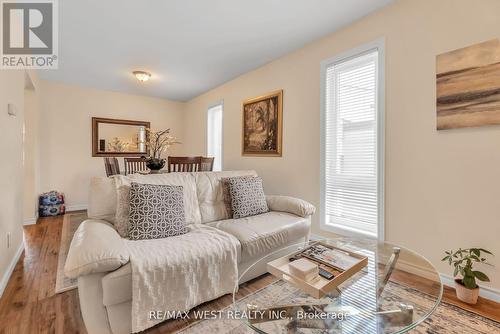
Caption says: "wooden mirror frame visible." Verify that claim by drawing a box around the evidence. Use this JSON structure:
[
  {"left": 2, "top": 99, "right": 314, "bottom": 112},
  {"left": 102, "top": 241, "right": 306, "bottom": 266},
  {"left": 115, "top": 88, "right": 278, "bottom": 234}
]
[{"left": 92, "top": 117, "right": 151, "bottom": 157}]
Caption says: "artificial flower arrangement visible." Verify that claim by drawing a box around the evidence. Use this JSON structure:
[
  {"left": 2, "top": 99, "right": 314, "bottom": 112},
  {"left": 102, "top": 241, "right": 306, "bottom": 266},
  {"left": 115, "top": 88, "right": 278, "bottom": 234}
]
[{"left": 143, "top": 128, "right": 180, "bottom": 172}]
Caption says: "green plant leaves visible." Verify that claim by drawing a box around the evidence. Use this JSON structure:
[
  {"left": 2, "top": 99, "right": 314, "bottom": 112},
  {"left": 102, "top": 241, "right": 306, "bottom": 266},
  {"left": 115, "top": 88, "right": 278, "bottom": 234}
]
[
  {"left": 443, "top": 248, "right": 494, "bottom": 287},
  {"left": 473, "top": 271, "right": 490, "bottom": 282},
  {"left": 478, "top": 248, "right": 493, "bottom": 255}
]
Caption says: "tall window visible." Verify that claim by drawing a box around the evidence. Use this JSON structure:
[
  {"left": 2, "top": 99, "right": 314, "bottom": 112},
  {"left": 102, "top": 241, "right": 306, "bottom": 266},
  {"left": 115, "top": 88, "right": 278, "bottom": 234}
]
[
  {"left": 321, "top": 41, "right": 384, "bottom": 239},
  {"left": 207, "top": 102, "right": 223, "bottom": 171}
]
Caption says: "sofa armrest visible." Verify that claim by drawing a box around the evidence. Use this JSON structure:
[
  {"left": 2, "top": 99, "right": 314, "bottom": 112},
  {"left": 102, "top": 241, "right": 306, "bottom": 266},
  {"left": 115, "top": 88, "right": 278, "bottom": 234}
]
[
  {"left": 64, "top": 219, "right": 129, "bottom": 278},
  {"left": 266, "top": 195, "right": 316, "bottom": 218}
]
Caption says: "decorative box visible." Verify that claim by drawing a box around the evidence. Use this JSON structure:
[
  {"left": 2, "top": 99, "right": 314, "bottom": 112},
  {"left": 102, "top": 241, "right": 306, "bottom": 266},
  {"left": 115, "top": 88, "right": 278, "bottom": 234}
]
[{"left": 289, "top": 258, "right": 319, "bottom": 282}]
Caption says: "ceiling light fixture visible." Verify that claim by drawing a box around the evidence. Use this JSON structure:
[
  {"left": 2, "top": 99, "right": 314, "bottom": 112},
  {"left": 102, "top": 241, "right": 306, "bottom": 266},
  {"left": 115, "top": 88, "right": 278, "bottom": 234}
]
[{"left": 133, "top": 71, "right": 151, "bottom": 82}]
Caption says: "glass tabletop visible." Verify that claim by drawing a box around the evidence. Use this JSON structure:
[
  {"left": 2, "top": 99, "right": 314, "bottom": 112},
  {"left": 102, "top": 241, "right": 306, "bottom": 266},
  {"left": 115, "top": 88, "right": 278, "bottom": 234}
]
[{"left": 232, "top": 237, "right": 442, "bottom": 334}]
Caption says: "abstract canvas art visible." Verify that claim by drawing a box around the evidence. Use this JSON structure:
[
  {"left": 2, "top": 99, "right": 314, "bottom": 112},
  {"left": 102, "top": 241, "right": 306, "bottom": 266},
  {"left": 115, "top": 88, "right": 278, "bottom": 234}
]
[
  {"left": 436, "top": 39, "right": 500, "bottom": 130},
  {"left": 242, "top": 90, "right": 283, "bottom": 156}
]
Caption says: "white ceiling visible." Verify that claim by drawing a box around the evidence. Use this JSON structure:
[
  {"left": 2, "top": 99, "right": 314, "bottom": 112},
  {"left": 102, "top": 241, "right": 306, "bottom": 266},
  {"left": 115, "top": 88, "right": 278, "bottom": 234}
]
[{"left": 38, "top": 0, "right": 394, "bottom": 101}]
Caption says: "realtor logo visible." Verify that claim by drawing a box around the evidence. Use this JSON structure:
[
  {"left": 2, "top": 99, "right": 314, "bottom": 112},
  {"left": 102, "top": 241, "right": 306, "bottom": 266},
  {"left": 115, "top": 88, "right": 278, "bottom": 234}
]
[{"left": 1, "top": 0, "right": 58, "bottom": 69}]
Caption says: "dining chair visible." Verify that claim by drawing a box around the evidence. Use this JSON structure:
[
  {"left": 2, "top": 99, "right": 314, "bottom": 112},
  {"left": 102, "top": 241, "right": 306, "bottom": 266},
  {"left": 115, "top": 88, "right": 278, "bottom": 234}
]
[
  {"left": 104, "top": 157, "right": 121, "bottom": 177},
  {"left": 168, "top": 156, "right": 202, "bottom": 172},
  {"left": 200, "top": 157, "right": 215, "bottom": 171},
  {"left": 124, "top": 157, "right": 148, "bottom": 175}
]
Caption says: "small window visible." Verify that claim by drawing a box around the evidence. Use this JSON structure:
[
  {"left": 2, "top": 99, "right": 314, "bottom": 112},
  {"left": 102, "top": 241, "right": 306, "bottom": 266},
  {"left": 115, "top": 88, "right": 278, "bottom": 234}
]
[
  {"left": 321, "top": 40, "right": 384, "bottom": 239},
  {"left": 207, "top": 102, "right": 223, "bottom": 171}
]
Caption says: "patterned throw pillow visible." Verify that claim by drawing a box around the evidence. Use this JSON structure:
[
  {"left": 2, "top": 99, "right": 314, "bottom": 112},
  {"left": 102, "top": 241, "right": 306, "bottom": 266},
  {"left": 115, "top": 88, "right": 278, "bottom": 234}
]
[
  {"left": 228, "top": 176, "right": 269, "bottom": 219},
  {"left": 222, "top": 176, "right": 261, "bottom": 218},
  {"left": 128, "top": 183, "right": 187, "bottom": 240}
]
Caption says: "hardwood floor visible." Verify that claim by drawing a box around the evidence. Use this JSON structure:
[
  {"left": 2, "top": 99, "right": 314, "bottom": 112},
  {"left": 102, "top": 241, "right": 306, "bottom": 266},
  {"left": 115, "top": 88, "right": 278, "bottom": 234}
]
[
  {"left": 0, "top": 214, "right": 85, "bottom": 334},
  {"left": 0, "top": 213, "right": 499, "bottom": 333}
]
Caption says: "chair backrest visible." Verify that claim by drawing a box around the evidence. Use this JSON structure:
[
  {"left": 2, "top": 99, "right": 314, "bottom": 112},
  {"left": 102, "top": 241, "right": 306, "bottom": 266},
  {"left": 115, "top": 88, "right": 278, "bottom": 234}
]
[
  {"left": 104, "top": 157, "right": 120, "bottom": 177},
  {"left": 168, "top": 156, "right": 202, "bottom": 172},
  {"left": 124, "top": 157, "right": 148, "bottom": 175},
  {"left": 200, "top": 157, "right": 215, "bottom": 171}
]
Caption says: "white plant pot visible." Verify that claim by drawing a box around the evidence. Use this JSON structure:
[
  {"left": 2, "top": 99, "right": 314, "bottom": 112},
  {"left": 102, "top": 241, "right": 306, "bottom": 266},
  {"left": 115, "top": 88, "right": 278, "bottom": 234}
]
[{"left": 455, "top": 279, "right": 479, "bottom": 304}]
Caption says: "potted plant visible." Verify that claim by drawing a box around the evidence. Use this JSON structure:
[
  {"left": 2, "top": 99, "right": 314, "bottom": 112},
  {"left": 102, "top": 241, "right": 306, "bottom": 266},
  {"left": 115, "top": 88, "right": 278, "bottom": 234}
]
[
  {"left": 144, "top": 128, "right": 180, "bottom": 173},
  {"left": 442, "top": 248, "right": 493, "bottom": 304}
]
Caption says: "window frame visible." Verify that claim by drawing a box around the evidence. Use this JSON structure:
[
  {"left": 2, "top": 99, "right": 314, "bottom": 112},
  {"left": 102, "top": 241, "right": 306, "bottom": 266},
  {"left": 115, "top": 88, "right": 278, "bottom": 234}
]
[
  {"left": 206, "top": 100, "right": 224, "bottom": 171},
  {"left": 319, "top": 38, "right": 385, "bottom": 241}
]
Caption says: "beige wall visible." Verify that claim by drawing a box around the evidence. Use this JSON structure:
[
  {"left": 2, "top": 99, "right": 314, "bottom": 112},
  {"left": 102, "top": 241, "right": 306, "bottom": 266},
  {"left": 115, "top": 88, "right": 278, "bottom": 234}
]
[
  {"left": 39, "top": 82, "right": 186, "bottom": 208},
  {"left": 23, "top": 76, "right": 42, "bottom": 222},
  {"left": 0, "top": 70, "right": 26, "bottom": 294},
  {"left": 183, "top": 0, "right": 500, "bottom": 289}
]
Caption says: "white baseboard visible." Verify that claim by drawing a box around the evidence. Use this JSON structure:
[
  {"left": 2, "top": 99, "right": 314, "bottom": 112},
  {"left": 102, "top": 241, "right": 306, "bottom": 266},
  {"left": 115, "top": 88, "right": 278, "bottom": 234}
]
[
  {"left": 23, "top": 218, "right": 37, "bottom": 225},
  {"left": 440, "top": 273, "right": 500, "bottom": 303},
  {"left": 396, "top": 259, "right": 440, "bottom": 282},
  {"left": 66, "top": 204, "right": 88, "bottom": 212},
  {"left": 0, "top": 241, "right": 24, "bottom": 299}
]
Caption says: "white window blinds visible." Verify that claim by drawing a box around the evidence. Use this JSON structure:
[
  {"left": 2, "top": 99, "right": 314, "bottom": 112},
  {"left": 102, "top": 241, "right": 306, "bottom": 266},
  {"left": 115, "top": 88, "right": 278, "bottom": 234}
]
[
  {"left": 323, "top": 48, "right": 381, "bottom": 238},
  {"left": 207, "top": 103, "right": 223, "bottom": 171}
]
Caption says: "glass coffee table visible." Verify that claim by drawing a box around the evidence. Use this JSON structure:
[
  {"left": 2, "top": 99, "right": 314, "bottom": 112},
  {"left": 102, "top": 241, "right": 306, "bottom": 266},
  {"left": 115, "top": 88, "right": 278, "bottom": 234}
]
[{"left": 232, "top": 237, "right": 442, "bottom": 333}]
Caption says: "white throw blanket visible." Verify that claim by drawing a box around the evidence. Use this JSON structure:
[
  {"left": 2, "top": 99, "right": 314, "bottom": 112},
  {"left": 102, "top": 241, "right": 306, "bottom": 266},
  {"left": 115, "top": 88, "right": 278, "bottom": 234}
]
[{"left": 125, "top": 225, "right": 240, "bottom": 333}]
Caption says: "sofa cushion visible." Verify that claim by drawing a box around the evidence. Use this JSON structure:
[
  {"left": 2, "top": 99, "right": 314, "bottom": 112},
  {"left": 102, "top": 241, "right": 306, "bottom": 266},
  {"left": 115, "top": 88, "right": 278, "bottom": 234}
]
[
  {"left": 193, "top": 170, "right": 257, "bottom": 223},
  {"left": 220, "top": 178, "right": 233, "bottom": 218},
  {"left": 114, "top": 173, "right": 202, "bottom": 225},
  {"left": 115, "top": 185, "right": 130, "bottom": 238},
  {"left": 88, "top": 177, "right": 117, "bottom": 224},
  {"left": 208, "top": 211, "right": 310, "bottom": 261},
  {"left": 128, "top": 183, "right": 187, "bottom": 240}
]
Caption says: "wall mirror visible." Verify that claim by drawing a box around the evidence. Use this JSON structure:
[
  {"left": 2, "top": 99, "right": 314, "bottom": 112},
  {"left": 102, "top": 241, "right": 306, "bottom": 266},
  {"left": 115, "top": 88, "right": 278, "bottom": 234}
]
[{"left": 92, "top": 117, "right": 150, "bottom": 157}]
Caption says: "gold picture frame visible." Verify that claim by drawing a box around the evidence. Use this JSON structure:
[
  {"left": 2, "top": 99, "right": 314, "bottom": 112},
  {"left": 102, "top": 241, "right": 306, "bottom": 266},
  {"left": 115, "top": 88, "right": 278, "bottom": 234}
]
[{"left": 242, "top": 90, "right": 283, "bottom": 156}]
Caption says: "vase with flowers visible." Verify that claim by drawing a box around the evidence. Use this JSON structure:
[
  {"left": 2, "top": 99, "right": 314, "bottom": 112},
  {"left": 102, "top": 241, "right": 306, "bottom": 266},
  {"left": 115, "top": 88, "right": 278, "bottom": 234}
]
[{"left": 144, "top": 128, "right": 180, "bottom": 173}]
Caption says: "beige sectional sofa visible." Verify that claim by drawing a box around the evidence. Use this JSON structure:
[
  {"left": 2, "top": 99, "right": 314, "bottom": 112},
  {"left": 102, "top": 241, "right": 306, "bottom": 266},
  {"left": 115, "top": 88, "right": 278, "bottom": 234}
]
[{"left": 65, "top": 170, "right": 314, "bottom": 334}]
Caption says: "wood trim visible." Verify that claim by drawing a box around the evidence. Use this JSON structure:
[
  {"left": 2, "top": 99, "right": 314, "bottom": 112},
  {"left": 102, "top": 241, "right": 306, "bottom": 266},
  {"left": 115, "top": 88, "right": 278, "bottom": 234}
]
[
  {"left": 91, "top": 117, "right": 151, "bottom": 157},
  {"left": 241, "top": 90, "right": 283, "bottom": 157}
]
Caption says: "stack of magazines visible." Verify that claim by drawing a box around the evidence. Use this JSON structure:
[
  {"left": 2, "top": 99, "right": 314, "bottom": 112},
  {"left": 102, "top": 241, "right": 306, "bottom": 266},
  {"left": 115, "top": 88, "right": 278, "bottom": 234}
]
[{"left": 299, "top": 244, "right": 360, "bottom": 272}]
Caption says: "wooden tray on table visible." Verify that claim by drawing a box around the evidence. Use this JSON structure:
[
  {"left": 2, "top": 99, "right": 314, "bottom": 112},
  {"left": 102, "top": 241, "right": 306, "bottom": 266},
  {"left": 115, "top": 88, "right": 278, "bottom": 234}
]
[{"left": 267, "top": 241, "right": 368, "bottom": 298}]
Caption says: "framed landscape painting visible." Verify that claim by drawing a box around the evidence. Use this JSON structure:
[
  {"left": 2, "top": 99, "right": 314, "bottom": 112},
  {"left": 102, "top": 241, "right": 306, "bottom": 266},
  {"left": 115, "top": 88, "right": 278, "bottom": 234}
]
[
  {"left": 436, "top": 39, "right": 500, "bottom": 130},
  {"left": 242, "top": 90, "right": 283, "bottom": 156}
]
